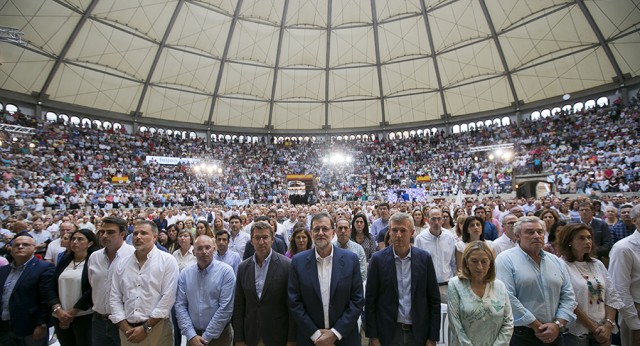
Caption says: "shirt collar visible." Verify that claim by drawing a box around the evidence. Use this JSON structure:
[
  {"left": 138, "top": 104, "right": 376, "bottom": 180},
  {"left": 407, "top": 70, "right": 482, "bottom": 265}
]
[
  {"left": 315, "top": 246, "right": 334, "bottom": 262},
  {"left": 255, "top": 249, "right": 273, "bottom": 267},
  {"left": 199, "top": 259, "right": 216, "bottom": 273},
  {"left": 11, "top": 255, "right": 35, "bottom": 269},
  {"left": 392, "top": 246, "right": 412, "bottom": 260}
]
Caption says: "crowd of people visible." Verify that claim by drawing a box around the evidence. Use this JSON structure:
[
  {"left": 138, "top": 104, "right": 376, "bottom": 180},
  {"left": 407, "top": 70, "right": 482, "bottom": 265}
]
[
  {"left": 0, "top": 192, "right": 639, "bottom": 345},
  {"left": 0, "top": 93, "right": 639, "bottom": 214}
]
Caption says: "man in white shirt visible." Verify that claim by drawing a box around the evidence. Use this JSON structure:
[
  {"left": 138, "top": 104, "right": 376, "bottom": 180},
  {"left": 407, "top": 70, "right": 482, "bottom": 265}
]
[
  {"left": 44, "top": 222, "right": 76, "bottom": 265},
  {"left": 492, "top": 213, "right": 518, "bottom": 256},
  {"left": 78, "top": 215, "right": 96, "bottom": 233},
  {"left": 28, "top": 217, "right": 51, "bottom": 256},
  {"left": 609, "top": 204, "right": 640, "bottom": 346},
  {"left": 415, "top": 207, "right": 456, "bottom": 302},
  {"left": 282, "top": 207, "right": 298, "bottom": 247},
  {"left": 109, "top": 220, "right": 179, "bottom": 346},
  {"left": 88, "top": 216, "right": 134, "bottom": 346}
]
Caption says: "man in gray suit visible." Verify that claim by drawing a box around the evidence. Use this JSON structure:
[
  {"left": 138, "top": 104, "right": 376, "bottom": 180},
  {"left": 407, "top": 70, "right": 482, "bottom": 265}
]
[{"left": 232, "top": 221, "right": 295, "bottom": 346}]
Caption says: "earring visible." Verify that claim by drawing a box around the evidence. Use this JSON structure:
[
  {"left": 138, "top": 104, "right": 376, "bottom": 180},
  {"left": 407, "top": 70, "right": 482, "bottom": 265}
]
[{"left": 569, "top": 244, "right": 571, "bottom": 247}]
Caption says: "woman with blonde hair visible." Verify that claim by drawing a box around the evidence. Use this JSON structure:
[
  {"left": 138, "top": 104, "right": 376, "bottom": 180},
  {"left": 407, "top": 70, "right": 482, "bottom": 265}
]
[{"left": 448, "top": 241, "right": 513, "bottom": 345}]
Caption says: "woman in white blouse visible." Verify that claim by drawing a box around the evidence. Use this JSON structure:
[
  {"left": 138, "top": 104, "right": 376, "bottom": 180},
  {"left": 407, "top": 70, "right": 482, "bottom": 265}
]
[
  {"left": 172, "top": 229, "right": 196, "bottom": 271},
  {"left": 455, "top": 216, "right": 493, "bottom": 270},
  {"left": 49, "top": 229, "right": 100, "bottom": 346},
  {"left": 557, "top": 223, "right": 623, "bottom": 346},
  {"left": 448, "top": 241, "right": 513, "bottom": 346}
]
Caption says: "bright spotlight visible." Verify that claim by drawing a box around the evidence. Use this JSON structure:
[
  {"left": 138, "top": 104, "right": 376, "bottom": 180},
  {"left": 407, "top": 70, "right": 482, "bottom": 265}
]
[
  {"left": 323, "top": 158, "right": 328, "bottom": 164},
  {"left": 488, "top": 154, "right": 495, "bottom": 161},
  {"left": 346, "top": 156, "right": 353, "bottom": 162},
  {"left": 217, "top": 168, "right": 222, "bottom": 174}
]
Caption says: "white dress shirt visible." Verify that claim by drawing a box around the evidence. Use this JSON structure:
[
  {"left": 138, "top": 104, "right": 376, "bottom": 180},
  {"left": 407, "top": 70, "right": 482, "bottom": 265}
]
[
  {"left": 88, "top": 243, "right": 135, "bottom": 315},
  {"left": 415, "top": 230, "right": 456, "bottom": 284},
  {"left": 172, "top": 247, "right": 196, "bottom": 272},
  {"left": 109, "top": 247, "right": 179, "bottom": 324},
  {"left": 609, "top": 231, "right": 640, "bottom": 330},
  {"left": 311, "top": 247, "right": 343, "bottom": 342},
  {"left": 492, "top": 234, "right": 516, "bottom": 256},
  {"left": 229, "top": 231, "right": 250, "bottom": 258}
]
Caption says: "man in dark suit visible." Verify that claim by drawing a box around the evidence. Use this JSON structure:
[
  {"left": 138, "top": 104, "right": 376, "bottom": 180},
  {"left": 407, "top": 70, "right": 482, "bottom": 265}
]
[
  {"left": 366, "top": 212, "right": 441, "bottom": 346},
  {"left": 288, "top": 212, "right": 364, "bottom": 346},
  {"left": 0, "top": 233, "right": 55, "bottom": 346},
  {"left": 577, "top": 202, "right": 612, "bottom": 260},
  {"left": 233, "top": 220, "right": 295, "bottom": 346}
]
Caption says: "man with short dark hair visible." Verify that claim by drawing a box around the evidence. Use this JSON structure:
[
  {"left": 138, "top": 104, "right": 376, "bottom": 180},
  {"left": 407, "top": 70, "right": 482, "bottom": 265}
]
[
  {"left": 214, "top": 230, "right": 241, "bottom": 274},
  {"left": 372, "top": 202, "right": 390, "bottom": 250},
  {"left": 474, "top": 207, "right": 498, "bottom": 241},
  {"left": 576, "top": 202, "right": 612, "bottom": 260},
  {"left": 233, "top": 221, "right": 294, "bottom": 346},
  {"left": 228, "top": 215, "right": 250, "bottom": 258},
  {"left": 110, "top": 221, "right": 179, "bottom": 346},
  {"left": 288, "top": 213, "right": 364, "bottom": 345},
  {"left": 44, "top": 221, "right": 77, "bottom": 265},
  {"left": 611, "top": 204, "right": 636, "bottom": 244},
  {"left": 0, "top": 234, "right": 55, "bottom": 346},
  {"left": 88, "top": 216, "right": 134, "bottom": 346},
  {"left": 176, "top": 235, "right": 235, "bottom": 346}
]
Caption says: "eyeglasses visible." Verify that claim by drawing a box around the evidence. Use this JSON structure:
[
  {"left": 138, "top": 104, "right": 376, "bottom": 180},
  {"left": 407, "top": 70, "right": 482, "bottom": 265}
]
[
  {"left": 506, "top": 221, "right": 517, "bottom": 225},
  {"left": 252, "top": 235, "right": 270, "bottom": 242},
  {"left": 430, "top": 217, "right": 443, "bottom": 221},
  {"left": 311, "top": 227, "right": 332, "bottom": 234}
]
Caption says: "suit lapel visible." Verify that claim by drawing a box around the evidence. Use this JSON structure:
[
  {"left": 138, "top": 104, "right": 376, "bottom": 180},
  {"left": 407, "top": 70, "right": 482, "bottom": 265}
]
[
  {"left": 330, "top": 247, "right": 344, "bottom": 298},
  {"left": 410, "top": 248, "right": 418, "bottom": 299},
  {"left": 13, "top": 258, "right": 36, "bottom": 294},
  {"left": 261, "top": 253, "right": 278, "bottom": 300},
  {"left": 247, "top": 257, "right": 260, "bottom": 302},
  {"left": 387, "top": 248, "right": 399, "bottom": 298},
  {"left": 305, "top": 250, "right": 321, "bottom": 299}
]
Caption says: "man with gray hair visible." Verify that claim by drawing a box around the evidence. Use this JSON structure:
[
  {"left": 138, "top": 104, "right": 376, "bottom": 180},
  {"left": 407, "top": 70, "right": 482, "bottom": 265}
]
[
  {"left": 495, "top": 216, "right": 576, "bottom": 345},
  {"left": 609, "top": 204, "right": 640, "bottom": 346},
  {"left": 492, "top": 213, "right": 518, "bottom": 256},
  {"left": 366, "top": 212, "right": 440, "bottom": 345}
]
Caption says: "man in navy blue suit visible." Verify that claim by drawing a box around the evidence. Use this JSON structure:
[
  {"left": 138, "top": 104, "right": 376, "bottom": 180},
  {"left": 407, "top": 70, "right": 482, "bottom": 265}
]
[
  {"left": 0, "top": 233, "right": 55, "bottom": 346},
  {"left": 365, "top": 212, "right": 441, "bottom": 346},
  {"left": 288, "top": 212, "right": 364, "bottom": 346}
]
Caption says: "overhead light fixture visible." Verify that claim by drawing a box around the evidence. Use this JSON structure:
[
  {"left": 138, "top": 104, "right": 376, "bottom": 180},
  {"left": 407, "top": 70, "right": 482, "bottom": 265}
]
[{"left": 562, "top": 94, "right": 571, "bottom": 101}]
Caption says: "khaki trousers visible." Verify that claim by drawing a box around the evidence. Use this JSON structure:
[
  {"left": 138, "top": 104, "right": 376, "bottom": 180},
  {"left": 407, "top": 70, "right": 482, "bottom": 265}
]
[
  {"left": 119, "top": 319, "right": 172, "bottom": 346},
  {"left": 619, "top": 302, "right": 640, "bottom": 346}
]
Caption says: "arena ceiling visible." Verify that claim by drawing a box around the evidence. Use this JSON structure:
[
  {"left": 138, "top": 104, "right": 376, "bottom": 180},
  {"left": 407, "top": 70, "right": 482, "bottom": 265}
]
[{"left": 1, "top": 0, "right": 639, "bottom": 132}]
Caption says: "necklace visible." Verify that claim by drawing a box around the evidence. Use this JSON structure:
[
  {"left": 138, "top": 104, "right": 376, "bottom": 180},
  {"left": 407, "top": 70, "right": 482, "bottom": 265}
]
[
  {"left": 573, "top": 261, "right": 604, "bottom": 305},
  {"left": 72, "top": 259, "right": 85, "bottom": 270}
]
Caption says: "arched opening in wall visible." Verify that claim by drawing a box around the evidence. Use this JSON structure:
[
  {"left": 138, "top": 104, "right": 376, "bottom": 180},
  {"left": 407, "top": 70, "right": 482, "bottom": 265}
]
[
  {"left": 69, "top": 116, "right": 80, "bottom": 127},
  {"left": 349, "top": 135, "right": 355, "bottom": 141},
  {"left": 140, "top": 126, "right": 149, "bottom": 133},
  {"left": 452, "top": 125, "right": 460, "bottom": 134},
  {"left": 103, "top": 121, "right": 112, "bottom": 130},
  {"left": 149, "top": 127, "right": 157, "bottom": 134},
  {"left": 113, "top": 123, "right": 122, "bottom": 132},
  {"left": 45, "top": 112, "right": 57, "bottom": 122},
  {"left": 224, "top": 135, "right": 231, "bottom": 143},
  {"left": 254, "top": 136, "right": 261, "bottom": 143},
  {"left": 573, "top": 102, "right": 584, "bottom": 113},
  {"left": 59, "top": 114, "right": 69, "bottom": 125},
  {"left": 416, "top": 129, "right": 423, "bottom": 137},
  {"left": 531, "top": 111, "right": 540, "bottom": 121},
  {"left": 501, "top": 117, "right": 510, "bottom": 126},
  {"left": 92, "top": 120, "right": 102, "bottom": 129},
  {"left": 211, "top": 134, "right": 217, "bottom": 142},
  {"left": 409, "top": 130, "right": 416, "bottom": 137},
  {"left": 166, "top": 129, "right": 173, "bottom": 136},
  {"left": 355, "top": 135, "right": 362, "bottom": 141},
  {"left": 0, "top": 102, "right": 3, "bottom": 111},
  {"left": 304, "top": 136, "right": 310, "bottom": 142},
  {"left": 5, "top": 104, "right": 18, "bottom": 114},
  {"left": 585, "top": 99, "right": 596, "bottom": 109},
  {"left": 232, "top": 135, "right": 238, "bottom": 143},
  {"left": 181, "top": 131, "right": 187, "bottom": 139},
  {"left": 190, "top": 132, "right": 196, "bottom": 139},
  {"left": 484, "top": 120, "right": 492, "bottom": 127},
  {"left": 551, "top": 107, "right": 561, "bottom": 115},
  {"left": 238, "top": 135, "right": 244, "bottom": 143},
  {"left": 157, "top": 128, "right": 165, "bottom": 136},
  {"left": 476, "top": 121, "right": 483, "bottom": 128},
  {"left": 468, "top": 123, "right": 475, "bottom": 131},
  {"left": 402, "top": 131, "right": 409, "bottom": 139},
  {"left": 82, "top": 118, "right": 92, "bottom": 128},
  {"left": 370, "top": 134, "right": 376, "bottom": 141},
  {"left": 461, "top": 124, "right": 468, "bottom": 132},
  {"left": 493, "top": 118, "right": 501, "bottom": 127},
  {"left": 597, "top": 97, "right": 609, "bottom": 107},
  {"left": 431, "top": 128, "right": 437, "bottom": 136},
  {"left": 217, "top": 134, "right": 224, "bottom": 141},
  {"left": 541, "top": 109, "right": 551, "bottom": 118},
  {"left": 562, "top": 105, "right": 572, "bottom": 113},
  {"left": 389, "top": 132, "right": 396, "bottom": 140}
]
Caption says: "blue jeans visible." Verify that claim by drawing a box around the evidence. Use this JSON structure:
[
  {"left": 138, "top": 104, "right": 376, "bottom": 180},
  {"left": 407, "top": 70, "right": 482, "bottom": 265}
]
[{"left": 92, "top": 313, "right": 121, "bottom": 346}]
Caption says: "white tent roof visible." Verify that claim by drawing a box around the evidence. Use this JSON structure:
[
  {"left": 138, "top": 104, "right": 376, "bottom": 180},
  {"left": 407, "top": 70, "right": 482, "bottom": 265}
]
[{"left": 1, "top": 0, "right": 639, "bottom": 131}]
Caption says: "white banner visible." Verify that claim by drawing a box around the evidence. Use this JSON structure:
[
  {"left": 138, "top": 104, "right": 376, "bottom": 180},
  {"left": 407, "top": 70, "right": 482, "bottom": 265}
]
[{"left": 145, "top": 156, "right": 202, "bottom": 166}]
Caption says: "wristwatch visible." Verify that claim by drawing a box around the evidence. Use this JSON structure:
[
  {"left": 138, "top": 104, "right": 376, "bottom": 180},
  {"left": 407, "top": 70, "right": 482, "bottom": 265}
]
[
  {"left": 554, "top": 320, "right": 567, "bottom": 333},
  {"left": 604, "top": 318, "right": 615, "bottom": 327},
  {"left": 142, "top": 321, "right": 153, "bottom": 334}
]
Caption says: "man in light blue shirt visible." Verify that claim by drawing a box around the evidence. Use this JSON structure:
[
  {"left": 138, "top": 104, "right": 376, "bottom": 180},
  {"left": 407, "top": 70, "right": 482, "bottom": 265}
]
[
  {"left": 495, "top": 216, "right": 576, "bottom": 346},
  {"left": 175, "top": 235, "right": 235, "bottom": 346},
  {"left": 371, "top": 202, "right": 390, "bottom": 249},
  {"left": 213, "top": 230, "right": 241, "bottom": 274},
  {"left": 333, "top": 218, "right": 367, "bottom": 283}
]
